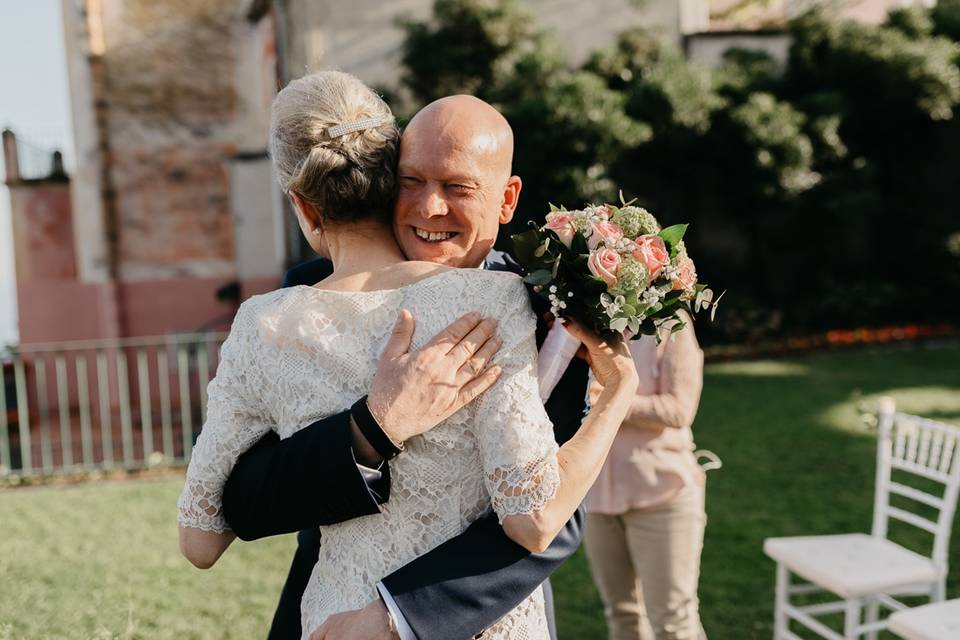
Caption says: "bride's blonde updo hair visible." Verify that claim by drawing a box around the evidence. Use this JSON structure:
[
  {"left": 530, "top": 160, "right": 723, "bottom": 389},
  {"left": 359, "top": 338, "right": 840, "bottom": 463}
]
[{"left": 270, "top": 71, "right": 399, "bottom": 225}]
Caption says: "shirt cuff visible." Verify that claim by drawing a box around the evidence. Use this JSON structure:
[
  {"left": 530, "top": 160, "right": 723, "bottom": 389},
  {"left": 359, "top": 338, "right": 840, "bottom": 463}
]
[
  {"left": 349, "top": 440, "right": 389, "bottom": 505},
  {"left": 377, "top": 581, "right": 417, "bottom": 640},
  {"left": 358, "top": 463, "right": 383, "bottom": 484}
]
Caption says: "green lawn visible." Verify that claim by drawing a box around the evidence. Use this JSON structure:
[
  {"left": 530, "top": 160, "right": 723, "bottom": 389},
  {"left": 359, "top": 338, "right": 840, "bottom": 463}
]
[{"left": 2, "top": 345, "right": 958, "bottom": 639}]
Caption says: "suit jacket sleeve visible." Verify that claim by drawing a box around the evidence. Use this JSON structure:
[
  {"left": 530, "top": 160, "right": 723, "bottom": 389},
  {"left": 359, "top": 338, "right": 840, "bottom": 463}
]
[
  {"left": 221, "top": 410, "right": 389, "bottom": 541},
  {"left": 381, "top": 506, "right": 584, "bottom": 640}
]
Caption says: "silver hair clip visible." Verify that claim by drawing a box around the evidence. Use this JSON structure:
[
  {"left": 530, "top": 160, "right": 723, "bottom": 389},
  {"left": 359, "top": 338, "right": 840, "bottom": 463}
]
[{"left": 326, "top": 117, "right": 388, "bottom": 138}]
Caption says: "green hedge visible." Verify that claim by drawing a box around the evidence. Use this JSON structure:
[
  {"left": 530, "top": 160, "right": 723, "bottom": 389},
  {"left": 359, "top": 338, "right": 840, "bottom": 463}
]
[{"left": 394, "top": 1, "right": 960, "bottom": 344}]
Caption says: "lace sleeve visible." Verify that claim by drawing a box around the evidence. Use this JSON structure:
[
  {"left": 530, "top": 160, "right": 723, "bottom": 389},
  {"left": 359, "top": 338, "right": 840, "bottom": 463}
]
[
  {"left": 177, "top": 300, "right": 274, "bottom": 533},
  {"left": 474, "top": 276, "right": 560, "bottom": 522}
]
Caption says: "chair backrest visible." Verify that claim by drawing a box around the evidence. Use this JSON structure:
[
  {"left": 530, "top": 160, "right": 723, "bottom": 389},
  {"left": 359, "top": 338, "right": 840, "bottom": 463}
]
[{"left": 872, "top": 398, "right": 960, "bottom": 572}]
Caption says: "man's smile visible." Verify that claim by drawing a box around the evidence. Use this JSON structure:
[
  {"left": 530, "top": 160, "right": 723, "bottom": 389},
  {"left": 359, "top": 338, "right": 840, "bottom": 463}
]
[{"left": 413, "top": 227, "right": 459, "bottom": 243}]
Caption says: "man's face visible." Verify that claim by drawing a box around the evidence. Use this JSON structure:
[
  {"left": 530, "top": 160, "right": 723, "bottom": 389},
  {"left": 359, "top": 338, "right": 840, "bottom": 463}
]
[{"left": 393, "top": 119, "right": 518, "bottom": 268}]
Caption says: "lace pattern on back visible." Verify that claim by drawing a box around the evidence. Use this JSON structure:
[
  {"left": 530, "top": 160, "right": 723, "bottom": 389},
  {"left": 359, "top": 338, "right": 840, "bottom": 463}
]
[{"left": 176, "top": 269, "right": 558, "bottom": 640}]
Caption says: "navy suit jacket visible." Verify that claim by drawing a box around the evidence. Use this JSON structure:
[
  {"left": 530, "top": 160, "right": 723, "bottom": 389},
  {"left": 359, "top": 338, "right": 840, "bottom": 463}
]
[{"left": 221, "top": 252, "right": 590, "bottom": 639}]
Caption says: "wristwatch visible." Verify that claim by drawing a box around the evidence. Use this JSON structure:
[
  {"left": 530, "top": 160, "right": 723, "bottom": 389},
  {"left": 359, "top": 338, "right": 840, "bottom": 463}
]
[{"left": 351, "top": 395, "right": 404, "bottom": 460}]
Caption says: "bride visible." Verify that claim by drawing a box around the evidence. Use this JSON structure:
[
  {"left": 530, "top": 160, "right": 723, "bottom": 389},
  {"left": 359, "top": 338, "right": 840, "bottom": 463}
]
[{"left": 177, "top": 71, "right": 639, "bottom": 639}]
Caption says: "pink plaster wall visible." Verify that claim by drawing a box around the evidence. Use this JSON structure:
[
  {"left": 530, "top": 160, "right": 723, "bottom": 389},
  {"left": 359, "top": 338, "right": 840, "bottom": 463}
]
[
  {"left": 120, "top": 277, "right": 241, "bottom": 335},
  {"left": 14, "top": 275, "right": 284, "bottom": 345},
  {"left": 8, "top": 182, "right": 76, "bottom": 283}
]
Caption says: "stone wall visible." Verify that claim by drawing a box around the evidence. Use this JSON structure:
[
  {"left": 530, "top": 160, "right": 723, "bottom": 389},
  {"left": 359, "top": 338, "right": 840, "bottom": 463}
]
[
  {"left": 280, "top": 0, "right": 707, "bottom": 100},
  {"left": 34, "top": 0, "right": 286, "bottom": 343}
]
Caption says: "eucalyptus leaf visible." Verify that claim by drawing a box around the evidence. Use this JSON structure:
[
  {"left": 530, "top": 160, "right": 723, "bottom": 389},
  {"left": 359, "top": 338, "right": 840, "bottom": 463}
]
[
  {"left": 610, "top": 317, "right": 629, "bottom": 333},
  {"left": 710, "top": 290, "right": 726, "bottom": 321},
  {"left": 523, "top": 270, "right": 553, "bottom": 285}
]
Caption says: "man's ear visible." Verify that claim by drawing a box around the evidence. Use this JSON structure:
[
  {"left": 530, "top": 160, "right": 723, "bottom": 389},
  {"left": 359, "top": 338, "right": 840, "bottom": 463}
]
[{"left": 499, "top": 175, "right": 522, "bottom": 224}]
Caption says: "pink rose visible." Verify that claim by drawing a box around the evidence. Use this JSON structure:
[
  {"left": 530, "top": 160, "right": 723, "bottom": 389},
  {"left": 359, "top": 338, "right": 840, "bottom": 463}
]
[
  {"left": 673, "top": 257, "right": 697, "bottom": 292},
  {"left": 588, "top": 248, "right": 621, "bottom": 287},
  {"left": 543, "top": 212, "right": 576, "bottom": 248},
  {"left": 632, "top": 235, "right": 670, "bottom": 281},
  {"left": 587, "top": 221, "right": 624, "bottom": 250}
]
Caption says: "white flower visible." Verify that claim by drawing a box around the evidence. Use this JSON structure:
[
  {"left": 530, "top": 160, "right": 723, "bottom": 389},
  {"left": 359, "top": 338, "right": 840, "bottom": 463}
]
[
  {"left": 600, "top": 293, "right": 626, "bottom": 319},
  {"left": 641, "top": 287, "right": 661, "bottom": 306},
  {"left": 567, "top": 210, "right": 594, "bottom": 236},
  {"left": 583, "top": 204, "right": 610, "bottom": 222}
]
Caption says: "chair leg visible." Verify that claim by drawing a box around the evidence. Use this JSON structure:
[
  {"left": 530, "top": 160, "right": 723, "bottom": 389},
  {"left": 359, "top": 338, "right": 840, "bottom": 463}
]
[
  {"left": 932, "top": 578, "right": 947, "bottom": 603},
  {"left": 844, "top": 598, "right": 861, "bottom": 640},
  {"left": 864, "top": 597, "right": 878, "bottom": 640},
  {"left": 774, "top": 563, "right": 789, "bottom": 640}
]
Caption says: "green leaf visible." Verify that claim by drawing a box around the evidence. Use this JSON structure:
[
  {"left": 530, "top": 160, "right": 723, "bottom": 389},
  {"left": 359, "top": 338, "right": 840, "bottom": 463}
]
[
  {"left": 571, "top": 232, "right": 590, "bottom": 255},
  {"left": 638, "top": 323, "right": 658, "bottom": 336},
  {"left": 511, "top": 230, "right": 543, "bottom": 266},
  {"left": 610, "top": 317, "right": 629, "bottom": 333},
  {"left": 584, "top": 276, "right": 608, "bottom": 295},
  {"left": 548, "top": 202, "right": 560, "bottom": 212},
  {"left": 523, "top": 270, "right": 553, "bottom": 285},
  {"left": 658, "top": 224, "right": 688, "bottom": 248}
]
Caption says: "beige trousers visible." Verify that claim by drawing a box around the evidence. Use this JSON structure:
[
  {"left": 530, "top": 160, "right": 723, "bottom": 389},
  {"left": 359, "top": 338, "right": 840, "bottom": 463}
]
[{"left": 584, "top": 485, "right": 707, "bottom": 640}]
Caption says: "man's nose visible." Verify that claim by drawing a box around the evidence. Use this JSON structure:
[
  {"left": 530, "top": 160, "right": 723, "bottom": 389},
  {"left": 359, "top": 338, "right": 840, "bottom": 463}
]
[{"left": 419, "top": 189, "right": 448, "bottom": 219}]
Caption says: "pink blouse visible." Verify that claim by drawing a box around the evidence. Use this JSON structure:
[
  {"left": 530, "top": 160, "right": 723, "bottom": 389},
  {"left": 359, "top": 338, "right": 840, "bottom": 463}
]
[{"left": 585, "top": 311, "right": 705, "bottom": 514}]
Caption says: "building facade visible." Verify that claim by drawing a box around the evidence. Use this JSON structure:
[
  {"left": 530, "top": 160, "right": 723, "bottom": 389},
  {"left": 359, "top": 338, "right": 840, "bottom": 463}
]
[{"left": 4, "top": 0, "right": 287, "bottom": 345}]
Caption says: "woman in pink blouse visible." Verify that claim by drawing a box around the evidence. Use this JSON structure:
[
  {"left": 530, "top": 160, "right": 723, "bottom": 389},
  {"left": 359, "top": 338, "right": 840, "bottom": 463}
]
[{"left": 584, "top": 308, "right": 708, "bottom": 640}]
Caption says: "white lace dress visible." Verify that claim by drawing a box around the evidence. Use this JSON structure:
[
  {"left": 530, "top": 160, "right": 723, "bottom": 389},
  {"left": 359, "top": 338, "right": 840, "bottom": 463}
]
[{"left": 177, "top": 268, "right": 559, "bottom": 639}]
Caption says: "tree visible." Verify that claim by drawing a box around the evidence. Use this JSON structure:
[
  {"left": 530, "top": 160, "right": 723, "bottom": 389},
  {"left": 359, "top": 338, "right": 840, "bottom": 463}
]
[
  {"left": 397, "top": 0, "right": 546, "bottom": 104},
  {"left": 397, "top": 0, "right": 960, "bottom": 340}
]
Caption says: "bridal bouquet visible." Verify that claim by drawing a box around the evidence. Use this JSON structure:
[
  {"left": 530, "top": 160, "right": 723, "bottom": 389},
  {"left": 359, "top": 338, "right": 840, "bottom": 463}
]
[
  {"left": 513, "top": 201, "right": 721, "bottom": 398},
  {"left": 513, "top": 201, "right": 721, "bottom": 337}
]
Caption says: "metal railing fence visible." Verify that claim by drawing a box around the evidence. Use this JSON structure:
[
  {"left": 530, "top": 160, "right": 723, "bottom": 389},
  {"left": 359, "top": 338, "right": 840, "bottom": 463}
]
[{"left": 1, "top": 332, "right": 225, "bottom": 478}]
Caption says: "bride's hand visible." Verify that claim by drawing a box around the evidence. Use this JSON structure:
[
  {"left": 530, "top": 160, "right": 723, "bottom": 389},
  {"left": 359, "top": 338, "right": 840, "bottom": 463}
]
[{"left": 562, "top": 320, "right": 638, "bottom": 390}]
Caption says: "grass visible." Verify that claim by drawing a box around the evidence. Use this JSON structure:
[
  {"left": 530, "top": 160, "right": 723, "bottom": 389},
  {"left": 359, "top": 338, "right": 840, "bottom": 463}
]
[{"left": 1, "top": 344, "right": 958, "bottom": 639}]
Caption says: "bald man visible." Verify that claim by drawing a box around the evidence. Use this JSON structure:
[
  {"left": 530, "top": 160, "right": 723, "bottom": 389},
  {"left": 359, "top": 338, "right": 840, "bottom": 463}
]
[{"left": 221, "top": 96, "right": 589, "bottom": 640}]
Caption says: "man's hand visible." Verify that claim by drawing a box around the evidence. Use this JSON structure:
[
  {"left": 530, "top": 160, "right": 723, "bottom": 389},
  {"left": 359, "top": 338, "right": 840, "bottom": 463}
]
[
  {"left": 367, "top": 310, "right": 503, "bottom": 443},
  {"left": 309, "top": 599, "right": 399, "bottom": 640}
]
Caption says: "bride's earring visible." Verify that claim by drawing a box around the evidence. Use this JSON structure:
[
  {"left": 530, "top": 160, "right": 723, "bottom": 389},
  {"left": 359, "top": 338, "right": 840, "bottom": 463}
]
[{"left": 312, "top": 227, "right": 321, "bottom": 236}]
